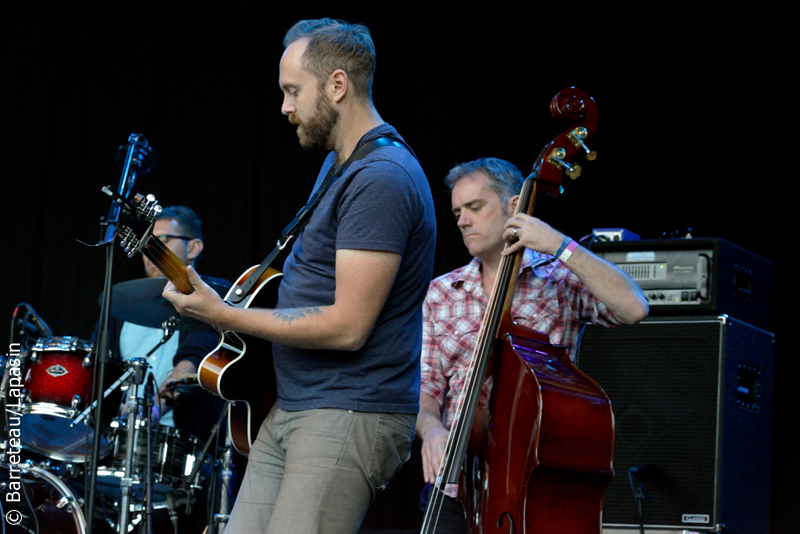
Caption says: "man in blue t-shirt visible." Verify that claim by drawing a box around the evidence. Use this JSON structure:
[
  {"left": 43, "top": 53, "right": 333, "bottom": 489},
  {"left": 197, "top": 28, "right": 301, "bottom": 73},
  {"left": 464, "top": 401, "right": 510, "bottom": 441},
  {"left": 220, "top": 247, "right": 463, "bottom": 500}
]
[{"left": 163, "top": 18, "right": 436, "bottom": 534}]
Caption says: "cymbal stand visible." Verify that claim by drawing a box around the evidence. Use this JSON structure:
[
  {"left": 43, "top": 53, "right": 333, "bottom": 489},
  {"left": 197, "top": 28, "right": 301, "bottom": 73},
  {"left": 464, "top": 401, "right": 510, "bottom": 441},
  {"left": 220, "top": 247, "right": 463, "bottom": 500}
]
[
  {"left": 118, "top": 357, "right": 148, "bottom": 533},
  {"left": 215, "top": 423, "right": 234, "bottom": 534},
  {"left": 146, "top": 315, "right": 181, "bottom": 358},
  {"left": 143, "top": 374, "right": 157, "bottom": 534}
]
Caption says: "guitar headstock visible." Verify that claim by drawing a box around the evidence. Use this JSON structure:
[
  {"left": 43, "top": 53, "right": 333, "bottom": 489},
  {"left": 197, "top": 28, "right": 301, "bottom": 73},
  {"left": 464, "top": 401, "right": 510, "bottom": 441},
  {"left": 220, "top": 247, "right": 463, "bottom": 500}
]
[
  {"left": 101, "top": 187, "right": 193, "bottom": 294},
  {"left": 102, "top": 187, "right": 163, "bottom": 258},
  {"left": 529, "top": 87, "right": 599, "bottom": 198}
]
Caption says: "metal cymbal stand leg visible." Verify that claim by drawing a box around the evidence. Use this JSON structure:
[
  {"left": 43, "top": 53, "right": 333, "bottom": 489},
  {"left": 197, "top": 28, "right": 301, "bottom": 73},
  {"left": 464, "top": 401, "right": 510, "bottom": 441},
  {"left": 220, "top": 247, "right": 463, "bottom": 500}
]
[
  {"left": 143, "top": 374, "right": 158, "bottom": 534},
  {"left": 118, "top": 357, "right": 147, "bottom": 533},
  {"left": 215, "top": 426, "right": 234, "bottom": 534}
]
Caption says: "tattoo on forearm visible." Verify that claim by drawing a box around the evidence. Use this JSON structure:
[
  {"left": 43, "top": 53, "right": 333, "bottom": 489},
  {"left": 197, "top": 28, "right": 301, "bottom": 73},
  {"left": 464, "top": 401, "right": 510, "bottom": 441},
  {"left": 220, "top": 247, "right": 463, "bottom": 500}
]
[{"left": 272, "top": 307, "right": 322, "bottom": 324}]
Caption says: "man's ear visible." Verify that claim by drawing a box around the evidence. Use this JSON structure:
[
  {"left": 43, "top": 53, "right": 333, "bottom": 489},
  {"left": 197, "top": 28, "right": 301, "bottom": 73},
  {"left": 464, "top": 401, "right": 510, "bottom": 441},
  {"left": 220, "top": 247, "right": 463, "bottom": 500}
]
[
  {"left": 328, "top": 69, "right": 349, "bottom": 103},
  {"left": 507, "top": 195, "right": 520, "bottom": 215},
  {"left": 187, "top": 238, "right": 204, "bottom": 263}
]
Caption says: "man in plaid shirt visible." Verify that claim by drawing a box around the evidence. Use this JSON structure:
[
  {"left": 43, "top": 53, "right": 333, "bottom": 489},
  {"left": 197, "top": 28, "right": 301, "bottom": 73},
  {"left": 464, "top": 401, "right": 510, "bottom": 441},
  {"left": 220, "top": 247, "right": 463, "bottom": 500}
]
[{"left": 416, "top": 158, "right": 648, "bottom": 532}]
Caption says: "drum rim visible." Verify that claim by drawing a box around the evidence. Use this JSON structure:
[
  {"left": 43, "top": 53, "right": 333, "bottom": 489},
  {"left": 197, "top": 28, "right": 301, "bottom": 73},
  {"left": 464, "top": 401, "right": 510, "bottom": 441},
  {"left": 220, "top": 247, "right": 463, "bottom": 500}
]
[
  {"left": 22, "top": 401, "right": 79, "bottom": 419},
  {"left": 11, "top": 463, "right": 88, "bottom": 534},
  {"left": 33, "top": 336, "right": 92, "bottom": 353}
]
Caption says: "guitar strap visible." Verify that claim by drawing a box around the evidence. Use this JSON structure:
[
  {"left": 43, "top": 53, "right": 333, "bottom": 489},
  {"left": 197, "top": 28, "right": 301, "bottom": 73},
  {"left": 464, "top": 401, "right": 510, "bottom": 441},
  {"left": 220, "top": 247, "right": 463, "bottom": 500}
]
[{"left": 228, "top": 136, "right": 412, "bottom": 305}]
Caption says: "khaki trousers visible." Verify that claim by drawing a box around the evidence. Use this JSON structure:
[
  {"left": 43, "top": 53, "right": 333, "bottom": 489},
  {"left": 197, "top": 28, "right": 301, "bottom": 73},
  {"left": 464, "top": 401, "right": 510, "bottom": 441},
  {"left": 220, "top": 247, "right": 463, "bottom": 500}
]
[{"left": 225, "top": 404, "right": 415, "bottom": 534}]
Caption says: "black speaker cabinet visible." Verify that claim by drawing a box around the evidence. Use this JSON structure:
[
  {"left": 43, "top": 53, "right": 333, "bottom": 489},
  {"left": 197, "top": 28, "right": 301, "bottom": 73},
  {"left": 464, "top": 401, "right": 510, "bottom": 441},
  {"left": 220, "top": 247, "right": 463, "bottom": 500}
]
[{"left": 577, "top": 316, "right": 774, "bottom": 533}]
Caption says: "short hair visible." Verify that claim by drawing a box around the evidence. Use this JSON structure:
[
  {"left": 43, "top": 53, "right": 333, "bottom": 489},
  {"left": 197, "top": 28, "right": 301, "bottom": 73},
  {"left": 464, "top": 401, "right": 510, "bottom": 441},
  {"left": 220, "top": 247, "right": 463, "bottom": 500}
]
[
  {"left": 444, "top": 158, "right": 525, "bottom": 207},
  {"left": 158, "top": 205, "right": 203, "bottom": 241},
  {"left": 158, "top": 205, "right": 203, "bottom": 266},
  {"left": 283, "top": 18, "right": 376, "bottom": 101}
]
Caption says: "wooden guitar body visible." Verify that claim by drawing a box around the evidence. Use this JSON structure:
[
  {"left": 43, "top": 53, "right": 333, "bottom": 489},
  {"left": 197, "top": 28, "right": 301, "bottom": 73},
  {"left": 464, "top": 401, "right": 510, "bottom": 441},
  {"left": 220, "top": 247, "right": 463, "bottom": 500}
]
[{"left": 198, "top": 264, "right": 283, "bottom": 456}]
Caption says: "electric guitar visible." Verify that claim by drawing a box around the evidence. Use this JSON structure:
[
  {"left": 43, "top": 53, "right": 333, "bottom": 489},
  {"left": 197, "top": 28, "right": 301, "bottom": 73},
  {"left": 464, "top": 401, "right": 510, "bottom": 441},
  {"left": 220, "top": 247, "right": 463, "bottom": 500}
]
[{"left": 104, "top": 189, "right": 281, "bottom": 456}]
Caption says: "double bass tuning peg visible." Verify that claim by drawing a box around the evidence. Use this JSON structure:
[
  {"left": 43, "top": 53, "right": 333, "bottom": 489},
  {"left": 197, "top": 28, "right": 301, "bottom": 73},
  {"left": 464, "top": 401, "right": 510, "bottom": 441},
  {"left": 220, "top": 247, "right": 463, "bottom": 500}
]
[
  {"left": 548, "top": 147, "right": 582, "bottom": 180},
  {"left": 568, "top": 127, "right": 597, "bottom": 161},
  {"left": 547, "top": 126, "right": 598, "bottom": 181}
]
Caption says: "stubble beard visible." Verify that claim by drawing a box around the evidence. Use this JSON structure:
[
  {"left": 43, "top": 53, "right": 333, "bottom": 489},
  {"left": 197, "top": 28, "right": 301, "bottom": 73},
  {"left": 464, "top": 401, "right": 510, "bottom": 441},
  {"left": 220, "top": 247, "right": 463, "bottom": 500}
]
[{"left": 291, "top": 91, "right": 339, "bottom": 152}]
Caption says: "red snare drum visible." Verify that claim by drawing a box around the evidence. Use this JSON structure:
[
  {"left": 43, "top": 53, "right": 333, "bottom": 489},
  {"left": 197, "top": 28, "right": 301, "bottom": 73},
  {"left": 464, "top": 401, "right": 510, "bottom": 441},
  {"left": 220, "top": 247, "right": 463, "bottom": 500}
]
[{"left": 20, "top": 336, "right": 114, "bottom": 462}]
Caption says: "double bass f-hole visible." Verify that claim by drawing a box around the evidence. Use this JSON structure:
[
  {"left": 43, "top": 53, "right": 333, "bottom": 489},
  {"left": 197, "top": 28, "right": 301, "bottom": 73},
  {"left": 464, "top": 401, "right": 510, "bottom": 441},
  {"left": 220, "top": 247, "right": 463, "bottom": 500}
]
[
  {"left": 421, "top": 87, "right": 607, "bottom": 534},
  {"left": 497, "top": 512, "right": 515, "bottom": 533}
]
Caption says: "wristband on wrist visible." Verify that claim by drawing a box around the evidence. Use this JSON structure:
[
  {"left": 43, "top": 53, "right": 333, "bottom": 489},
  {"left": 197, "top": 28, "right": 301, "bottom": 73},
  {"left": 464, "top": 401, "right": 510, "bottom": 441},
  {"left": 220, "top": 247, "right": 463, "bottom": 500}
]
[{"left": 554, "top": 237, "right": 579, "bottom": 263}]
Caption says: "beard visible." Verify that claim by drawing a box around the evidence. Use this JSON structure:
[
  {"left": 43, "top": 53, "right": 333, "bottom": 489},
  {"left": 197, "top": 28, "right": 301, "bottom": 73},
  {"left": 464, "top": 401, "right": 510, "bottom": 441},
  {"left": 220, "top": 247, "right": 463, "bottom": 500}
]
[{"left": 290, "top": 91, "right": 339, "bottom": 152}]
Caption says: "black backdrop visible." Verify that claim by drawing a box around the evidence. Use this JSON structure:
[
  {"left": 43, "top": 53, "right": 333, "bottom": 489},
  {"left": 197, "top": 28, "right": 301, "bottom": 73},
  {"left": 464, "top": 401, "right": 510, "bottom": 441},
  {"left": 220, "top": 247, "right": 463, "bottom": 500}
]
[{"left": 2, "top": 3, "right": 796, "bottom": 531}]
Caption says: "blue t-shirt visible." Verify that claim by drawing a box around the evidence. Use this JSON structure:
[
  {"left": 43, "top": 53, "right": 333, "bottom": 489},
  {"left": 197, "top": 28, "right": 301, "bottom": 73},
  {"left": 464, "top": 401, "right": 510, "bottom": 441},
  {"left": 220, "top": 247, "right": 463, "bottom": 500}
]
[{"left": 272, "top": 124, "right": 436, "bottom": 414}]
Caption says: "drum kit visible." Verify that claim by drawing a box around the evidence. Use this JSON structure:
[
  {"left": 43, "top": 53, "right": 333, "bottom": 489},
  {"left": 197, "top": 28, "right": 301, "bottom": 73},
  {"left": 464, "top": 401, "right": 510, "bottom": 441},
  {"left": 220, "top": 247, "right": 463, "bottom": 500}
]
[{"left": 1, "top": 282, "right": 235, "bottom": 534}]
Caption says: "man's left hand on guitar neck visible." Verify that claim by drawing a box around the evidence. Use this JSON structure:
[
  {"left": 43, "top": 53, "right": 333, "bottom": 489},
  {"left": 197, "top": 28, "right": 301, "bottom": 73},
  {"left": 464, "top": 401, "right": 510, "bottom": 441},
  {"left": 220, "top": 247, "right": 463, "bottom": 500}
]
[{"left": 163, "top": 265, "right": 230, "bottom": 326}]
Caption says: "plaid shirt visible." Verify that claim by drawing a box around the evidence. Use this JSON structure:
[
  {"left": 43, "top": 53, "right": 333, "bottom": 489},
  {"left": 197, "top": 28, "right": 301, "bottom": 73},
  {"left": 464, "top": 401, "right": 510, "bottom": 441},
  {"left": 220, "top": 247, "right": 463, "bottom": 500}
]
[{"left": 421, "top": 248, "right": 619, "bottom": 432}]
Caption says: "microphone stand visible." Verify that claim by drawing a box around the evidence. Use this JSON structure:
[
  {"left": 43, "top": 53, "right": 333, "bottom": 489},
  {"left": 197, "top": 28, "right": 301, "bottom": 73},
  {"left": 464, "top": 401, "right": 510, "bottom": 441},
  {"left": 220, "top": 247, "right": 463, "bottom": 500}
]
[
  {"left": 86, "top": 134, "right": 154, "bottom": 534},
  {"left": 628, "top": 465, "right": 657, "bottom": 534}
]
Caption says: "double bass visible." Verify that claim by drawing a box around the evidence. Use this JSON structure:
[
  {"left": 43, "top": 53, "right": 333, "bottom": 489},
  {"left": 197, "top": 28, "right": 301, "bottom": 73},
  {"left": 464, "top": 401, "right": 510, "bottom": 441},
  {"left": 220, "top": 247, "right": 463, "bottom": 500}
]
[{"left": 422, "top": 87, "right": 614, "bottom": 533}]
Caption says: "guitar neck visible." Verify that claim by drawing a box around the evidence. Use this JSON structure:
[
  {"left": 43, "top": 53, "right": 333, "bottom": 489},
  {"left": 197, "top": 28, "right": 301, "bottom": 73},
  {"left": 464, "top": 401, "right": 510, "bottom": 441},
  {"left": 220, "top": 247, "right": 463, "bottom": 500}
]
[{"left": 141, "top": 237, "right": 194, "bottom": 294}]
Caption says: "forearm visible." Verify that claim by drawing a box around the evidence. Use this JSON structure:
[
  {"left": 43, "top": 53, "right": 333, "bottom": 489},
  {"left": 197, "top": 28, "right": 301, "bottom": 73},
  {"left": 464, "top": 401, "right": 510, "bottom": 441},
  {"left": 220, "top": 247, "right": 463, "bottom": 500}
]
[
  {"left": 164, "top": 250, "right": 400, "bottom": 352},
  {"left": 417, "top": 391, "right": 447, "bottom": 438},
  {"left": 213, "top": 303, "right": 372, "bottom": 351},
  {"left": 503, "top": 215, "right": 648, "bottom": 325}
]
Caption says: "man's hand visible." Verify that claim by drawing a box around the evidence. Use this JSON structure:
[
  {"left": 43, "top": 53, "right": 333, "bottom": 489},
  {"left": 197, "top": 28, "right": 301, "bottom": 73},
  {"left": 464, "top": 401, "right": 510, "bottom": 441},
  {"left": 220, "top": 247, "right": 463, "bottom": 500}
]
[
  {"left": 501, "top": 213, "right": 563, "bottom": 257},
  {"left": 158, "top": 360, "right": 198, "bottom": 400},
  {"left": 501, "top": 215, "right": 648, "bottom": 324},
  {"left": 162, "top": 265, "right": 227, "bottom": 326},
  {"left": 420, "top": 425, "right": 449, "bottom": 484},
  {"left": 417, "top": 391, "right": 450, "bottom": 484}
]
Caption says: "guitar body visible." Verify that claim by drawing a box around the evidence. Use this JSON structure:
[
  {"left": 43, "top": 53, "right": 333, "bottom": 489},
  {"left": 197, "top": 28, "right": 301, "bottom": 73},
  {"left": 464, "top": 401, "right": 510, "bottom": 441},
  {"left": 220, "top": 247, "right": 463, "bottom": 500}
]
[{"left": 199, "top": 264, "right": 283, "bottom": 456}]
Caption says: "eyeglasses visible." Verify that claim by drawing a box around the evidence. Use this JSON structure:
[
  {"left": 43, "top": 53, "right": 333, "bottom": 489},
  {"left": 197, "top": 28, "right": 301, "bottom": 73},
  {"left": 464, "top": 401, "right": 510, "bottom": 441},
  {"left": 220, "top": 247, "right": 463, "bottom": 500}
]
[{"left": 155, "top": 234, "right": 193, "bottom": 244}]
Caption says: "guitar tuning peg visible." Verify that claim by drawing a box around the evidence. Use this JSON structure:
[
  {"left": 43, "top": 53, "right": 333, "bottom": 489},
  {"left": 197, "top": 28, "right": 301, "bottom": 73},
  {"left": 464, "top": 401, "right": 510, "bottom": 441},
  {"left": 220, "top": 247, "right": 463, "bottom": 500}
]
[
  {"left": 119, "top": 228, "right": 140, "bottom": 258},
  {"left": 568, "top": 127, "right": 597, "bottom": 161},
  {"left": 137, "top": 193, "right": 162, "bottom": 221},
  {"left": 547, "top": 147, "right": 582, "bottom": 180}
]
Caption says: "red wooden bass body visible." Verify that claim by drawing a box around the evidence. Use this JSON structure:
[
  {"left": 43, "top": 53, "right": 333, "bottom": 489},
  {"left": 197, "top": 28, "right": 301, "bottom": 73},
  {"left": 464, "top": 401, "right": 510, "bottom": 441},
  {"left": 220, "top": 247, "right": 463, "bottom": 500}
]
[{"left": 423, "top": 87, "right": 614, "bottom": 533}]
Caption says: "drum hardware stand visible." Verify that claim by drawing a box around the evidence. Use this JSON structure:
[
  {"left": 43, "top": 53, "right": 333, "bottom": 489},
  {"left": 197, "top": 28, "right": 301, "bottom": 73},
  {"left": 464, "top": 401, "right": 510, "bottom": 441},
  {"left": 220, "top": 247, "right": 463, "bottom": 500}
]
[
  {"left": 147, "top": 316, "right": 182, "bottom": 358},
  {"left": 214, "top": 416, "right": 235, "bottom": 534},
  {"left": 141, "top": 314, "right": 178, "bottom": 534},
  {"left": 72, "top": 312, "right": 176, "bottom": 429},
  {"left": 143, "top": 374, "right": 158, "bottom": 534},
  {"left": 72, "top": 366, "right": 137, "bottom": 428},
  {"left": 117, "top": 357, "right": 150, "bottom": 534},
  {"left": 176, "top": 401, "right": 229, "bottom": 534}
]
